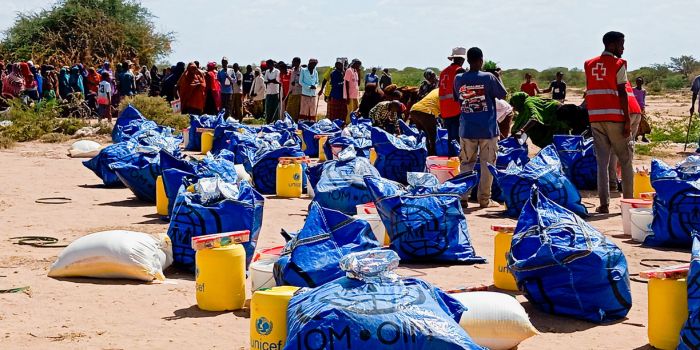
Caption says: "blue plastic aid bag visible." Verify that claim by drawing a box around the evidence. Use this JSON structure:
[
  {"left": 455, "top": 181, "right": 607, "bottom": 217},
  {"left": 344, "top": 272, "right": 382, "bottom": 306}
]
[
  {"left": 552, "top": 135, "right": 598, "bottom": 191},
  {"left": 508, "top": 186, "right": 632, "bottom": 323},
  {"left": 187, "top": 113, "right": 225, "bottom": 151},
  {"left": 363, "top": 173, "right": 486, "bottom": 263},
  {"left": 167, "top": 180, "right": 264, "bottom": 271},
  {"left": 371, "top": 127, "right": 428, "bottom": 184},
  {"left": 651, "top": 157, "right": 700, "bottom": 182},
  {"left": 678, "top": 233, "right": 700, "bottom": 349},
  {"left": 282, "top": 250, "right": 485, "bottom": 350},
  {"left": 490, "top": 144, "right": 587, "bottom": 218},
  {"left": 300, "top": 119, "right": 341, "bottom": 157},
  {"left": 111, "top": 105, "right": 146, "bottom": 142},
  {"left": 83, "top": 142, "right": 137, "bottom": 187},
  {"left": 273, "top": 203, "right": 381, "bottom": 288},
  {"left": 470, "top": 137, "right": 529, "bottom": 203},
  {"left": 647, "top": 177, "right": 700, "bottom": 248},
  {"left": 435, "top": 127, "right": 461, "bottom": 157},
  {"left": 307, "top": 155, "right": 380, "bottom": 215},
  {"left": 398, "top": 119, "right": 423, "bottom": 139},
  {"left": 252, "top": 147, "right": 306, "bottom": 194},
  {"left": 109, "top": 151, "right": 161, "bottom": 202}
]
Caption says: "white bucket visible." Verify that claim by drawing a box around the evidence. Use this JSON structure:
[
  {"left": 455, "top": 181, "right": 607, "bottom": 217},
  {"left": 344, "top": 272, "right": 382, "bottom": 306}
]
[
  {"left": 630, "top": 208, "right": 654, "bottom": 243},
  {"left": 621, "top": 199, "right": 652, "bottom": 236},
  {"left": 426, "top": 156, "right": 460, "bottom": 169},
  {"left": 354, "top": 214, "right": 386, "bottom": 244},
  {"left": 355, "top": 202, "right": 378, "bottom": 215},
  {"left": 429, "top": 165, "right": 459, "bottom": 184},
  {"left": 250, "top": 258, "right": 278, "bottom": 292}
]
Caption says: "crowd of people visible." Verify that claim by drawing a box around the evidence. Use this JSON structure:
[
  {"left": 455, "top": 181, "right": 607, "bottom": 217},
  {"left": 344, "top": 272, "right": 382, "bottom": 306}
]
[{"left": 2, "top": 30, "right": 700, "bottom": 213}]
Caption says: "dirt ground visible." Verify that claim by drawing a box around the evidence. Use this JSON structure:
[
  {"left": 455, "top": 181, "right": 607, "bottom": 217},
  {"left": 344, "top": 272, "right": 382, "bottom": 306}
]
[{"left": 0, "top": 91, "right": 696, "bottom": 349}]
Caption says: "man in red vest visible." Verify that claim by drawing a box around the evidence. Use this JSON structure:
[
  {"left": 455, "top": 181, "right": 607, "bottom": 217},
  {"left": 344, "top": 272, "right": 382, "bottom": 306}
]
[
  {"left": 584, "top": 31, "right": 634, "bottom": 214},
  {"left": 439, "top": 47, "right": 467, "bottom": 145}
]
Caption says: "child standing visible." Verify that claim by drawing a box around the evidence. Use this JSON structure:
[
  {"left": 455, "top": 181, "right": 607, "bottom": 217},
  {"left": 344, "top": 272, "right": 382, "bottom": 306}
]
[
  {"left": 633, "top": 77, "right": 651, "bottom": 142},
  {"left": 97, "top": 72, "right": 112, "bottom": 123}
]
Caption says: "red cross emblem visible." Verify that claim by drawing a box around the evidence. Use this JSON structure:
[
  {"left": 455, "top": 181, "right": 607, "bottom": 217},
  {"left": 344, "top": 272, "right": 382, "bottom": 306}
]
[{"left": 592, "top": 62, "right": 607, "bottom": 81}]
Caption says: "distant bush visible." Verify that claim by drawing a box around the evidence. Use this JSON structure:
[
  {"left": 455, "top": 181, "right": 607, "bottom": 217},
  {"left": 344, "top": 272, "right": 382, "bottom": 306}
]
[
  {"left": 0, "top": 99, "right": 87, "bottom": 143},
  {"left": 118, "top": 95, "right": 188, "bottom": 133}
]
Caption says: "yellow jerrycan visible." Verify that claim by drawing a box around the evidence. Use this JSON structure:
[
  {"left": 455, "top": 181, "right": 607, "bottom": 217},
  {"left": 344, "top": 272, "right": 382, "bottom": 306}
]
[
  {"left": 250, "top": 286, "right": 300, "bottom": 350},
  {"left": 195, "top": 244, "right": 246, "bottom": 311},
  {"left": 648, "top": 277, "right": 688, "bottom": 350},
  {"left": 276, "top": 157, "right": 305, "bottom": 198},
  {"left": 492, "top": 224, "right": 518, "bottom": 291},
  {"left": 155, "top": 175, "right": 168, "bottom": 216}
]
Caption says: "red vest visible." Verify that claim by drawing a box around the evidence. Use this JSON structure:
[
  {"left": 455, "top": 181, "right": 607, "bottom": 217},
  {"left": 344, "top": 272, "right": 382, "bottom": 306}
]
[
  {"left": 439, "top": 64, "right": 463, "bottom": 118},
  {"left": 584, "top": 55, "right": 627, "bottom": 123},
  {"left": 626, "top": 81, "right": 642, "bottom": 114}
]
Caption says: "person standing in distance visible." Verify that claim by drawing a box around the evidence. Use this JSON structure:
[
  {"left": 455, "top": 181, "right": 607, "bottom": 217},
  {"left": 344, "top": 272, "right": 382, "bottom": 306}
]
[
  {"left": 453, "top": 47, "right": 507, "bottom": 208},
  {"left": 439, "top": 47, "right": 467, "bottom": 147},
  {"left": 584, "top": 31, "right": 634, "bottom": 214}
]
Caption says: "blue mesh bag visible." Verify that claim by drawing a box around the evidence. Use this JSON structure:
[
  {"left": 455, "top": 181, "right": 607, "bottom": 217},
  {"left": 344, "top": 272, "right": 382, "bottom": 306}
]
[
  {"left": 490, "top": 145, "right": 587, "bottom": 218},
  {"left": 363, "top": 172, "right": 486, "bottom": 263},
  {"left": 282, "top": 250, "right": 485, "bottom": 349},
  {"left": 273, "top": 202, "right": 381, "bottom": 288},
  {"left": 167, "top": 179, "right": 264, "bottom": 271},
  {"left": 508, "top": 186, "right": 632, "bottom": 323},
  {"left": 552, "top": 135, "right": 598, "bottom": 190},
  {"left": 371, "top": 127, "right": 428, "bottom": 185}
]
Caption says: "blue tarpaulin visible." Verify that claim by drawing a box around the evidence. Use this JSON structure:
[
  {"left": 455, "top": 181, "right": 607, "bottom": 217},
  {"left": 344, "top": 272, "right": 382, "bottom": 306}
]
[
  {"left": 371, "top": 127, "right": 428, "bottom": 184},
  {"left": 552, "top": 135, "right": 598, "bottom": 191}
]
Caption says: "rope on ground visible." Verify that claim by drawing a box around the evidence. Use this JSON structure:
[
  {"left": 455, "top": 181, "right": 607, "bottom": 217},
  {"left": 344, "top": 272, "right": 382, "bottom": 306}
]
[
  {"left": 0, "top": 286, "right": 30, "bottom": 294},
  {"left": 35, "top": 197, "right": 72, "bottom": 204},
  {"left": 10, "top": 236, "right": 68, "bottom": 248}
]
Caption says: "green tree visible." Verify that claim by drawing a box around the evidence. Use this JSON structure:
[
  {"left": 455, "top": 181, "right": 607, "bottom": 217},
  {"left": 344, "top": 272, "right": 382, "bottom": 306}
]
[
  {"left": 0, "top": 0, "right": 173, "bottom": 67},
  {"left": 668, "top": 55, "right": 699, "bottom": 78}
]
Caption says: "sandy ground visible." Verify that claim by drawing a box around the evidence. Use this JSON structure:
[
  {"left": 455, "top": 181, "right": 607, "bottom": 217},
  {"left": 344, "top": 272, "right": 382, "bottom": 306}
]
[{"left": 0, "top": 91, "right": 696, "bottom": 349}]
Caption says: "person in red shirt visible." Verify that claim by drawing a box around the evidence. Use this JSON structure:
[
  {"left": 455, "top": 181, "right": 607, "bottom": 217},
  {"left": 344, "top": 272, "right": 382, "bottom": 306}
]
[
  {"left": 278, "top": 61, "right": 291, "bottom": 100},
  {"left": 520, "top": 73, "right": 540, "bottom": 96}
]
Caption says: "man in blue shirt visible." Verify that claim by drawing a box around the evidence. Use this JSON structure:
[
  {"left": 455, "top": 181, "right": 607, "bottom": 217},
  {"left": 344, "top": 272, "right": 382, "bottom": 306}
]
[
  {"left": 217, "top": 57, "right": 235, "bottom": 118},
  {"left": 365, "top": 67, "right": 378, "bottom": 87},
  {"left": 453, "top": 47, "right": 507, "bottom": 208}
]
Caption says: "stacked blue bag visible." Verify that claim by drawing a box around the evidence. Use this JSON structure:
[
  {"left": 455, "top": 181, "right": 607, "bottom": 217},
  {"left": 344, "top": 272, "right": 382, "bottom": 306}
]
[
  {"left": 167, "top": 177, "right": 264, "bottom": 271},
  {"left": 648, "top": 157, "right": 700, "bottom": 248},
  {"left": 307, "top": 146, "right": 380, "bottom": 215},
  {"left": 398, "top": 119, "right": 424, "bottom": 139},
  {"left": 490, "top": 145, "right": 587, "bottom": 218},
  {"left": 300, "top": 119, "right": 341, "bottom": 157},
  {"left": 678, "top": 232, "right": 700, "bottom": 349},
  {"left": 371, "top": 127, "right": 428, "bottom": 184},
  {"left": 109, "top": 149, "right": 161, "bottom": 202},
  {"left": 111, "top": 105, "right": 146, "bottom": 142},
  {"left": 435, "top": 126, "right": 461, "bottom": 157},
  {"left": 252, "top": 146, "right": 305, "bottom": 195},
  {"left": 364, "top": 172, "right": 486, "bottom": 263},
  {"left": 322, "top": 120, "right": 373, "bottom": 159},
  {"left": 186, "top": 113, "right": 226, "bottom": 151},
  {"left": 273, "top": 202, "right": 381, "bottom": 288},
  {"left": 283, "top": 250, "right": 486, "bottom": 349},
  {"left": 83, "top": 142, "right": 137, "bottom": 187},
  {"left": 470, "top": 137, "right": 529, "bottom": 202},
  {"left": 508, "top": 186, "right": 632, "bottom": 323},
  {"left": 552, "top": 135, "right": 598, "bottom": 190}
]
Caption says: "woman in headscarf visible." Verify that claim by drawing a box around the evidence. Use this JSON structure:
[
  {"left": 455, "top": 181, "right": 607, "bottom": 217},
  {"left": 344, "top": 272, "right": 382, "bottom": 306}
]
[
  {"left": 136, "top": 65, "right": 151, "bottom": 94},
  {"left": 30, "top": 64, "right": 43, "bottom": 99},
  {"left": 69, "top": 66, "right": 85, "bottom": 96},
  {"left": 58, "top": 67, "right": 71, "bottom": 99},
  {"left": 149, "top": 65, "right": 161, "bottom": 97},
  {"left": 509, "top": 92, "right": 569, "bottom": 148},
  {"left": 178, "top": 62, "right": 206, "bottom": 115},
  {"left": 204, "top": 62, "right": 221, "bottom": 115},
  {"left": 1, "top": 63, "right": 25, "bottom": 99},
  {"left": 85, "top": 67, "right": 101, "bottom": 95},
  {"left": 162, "top": 62, "right": 185, "bottom": 102},
  {"left": 19, "top": 62, "right": 39, "bottom": 100}
]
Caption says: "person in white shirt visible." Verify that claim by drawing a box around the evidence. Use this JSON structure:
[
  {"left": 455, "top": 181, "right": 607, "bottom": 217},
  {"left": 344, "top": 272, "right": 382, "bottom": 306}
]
[
  {"left": 248, "top": 68, "right": 266, "bottom": 119},
  {"left": 263, "top": 59, "right": 281, "bottom": 123},
  {"left": 231, "top": 63, "right": 244, "bottom": 121},
  {"left": 495, "top": 98, "right": 514, "bottom": 139}
]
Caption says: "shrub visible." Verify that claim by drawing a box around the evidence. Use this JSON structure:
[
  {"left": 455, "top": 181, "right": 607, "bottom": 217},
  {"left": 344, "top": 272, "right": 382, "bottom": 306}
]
[
  {"left": 40, "top": 132, "right": 70, "bottom": 143},
  {"left": 0, "top": 98, "right": 87, "bottom": 143},
  {"left": 118, "top": 95, "right": 188, "bottom": 132}
]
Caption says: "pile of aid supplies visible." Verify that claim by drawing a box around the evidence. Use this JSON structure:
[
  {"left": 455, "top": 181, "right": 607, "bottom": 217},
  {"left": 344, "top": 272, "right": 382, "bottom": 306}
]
[{"left": 50, "top": 103, "right": 700, "bottom": 349}]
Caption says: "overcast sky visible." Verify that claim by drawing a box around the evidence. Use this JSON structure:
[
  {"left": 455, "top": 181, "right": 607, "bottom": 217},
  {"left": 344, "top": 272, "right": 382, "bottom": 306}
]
[{"left": 1, "top": 0, "right": 696, "bottom": 70}]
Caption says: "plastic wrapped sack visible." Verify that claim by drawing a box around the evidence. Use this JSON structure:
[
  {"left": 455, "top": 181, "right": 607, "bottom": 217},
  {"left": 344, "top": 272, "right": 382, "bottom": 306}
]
[
  {"left": 490, "top": 145, "right": 587, "bottom": 218},
  {"left": 648, "top": 177, "right": 700, "bottom": 248},
  {"left": 109, "top": 149, "right": 161, "bottom": 202},
  {"left": 252, "top": 147, "right": 305, "bottom": 194},
  {"left": 651, "top": 157, "right": 700, "bottom": 182},
  {"left": 552, "top": 135, "right": 598, "bottom": 190},
  {"left": 186, "top": 113, "right": 225, "bottom": 151},
  {"left": 69, "top": 140, "right": 101, "bottom": 158},
  {"left": 436, "top": 126, "right": 461, "bottom": 157},
  {"left": 83, "top": 142, "right": 137, "bottom": 187},
  {"left": 340, "top": 123, "right": 373, "bottom": 158},
  {"left": 284, "top": 250, "right": 485, "bottom": 349},
  {"left": 307, "top": 147, "right": 380, "bottom": 215},
  {"left": 300, "top": 119, "right": 341, "bottom": 157},
  {"left": 508, "top": 187, "right": 632, "bottom": 323},
  {"left": 678, "top": 233, "right": 700, "bottom": 349},
  {"left": 48, "top": 230, "right": 173, "bottom": 282},
  {"left": 364, "top": 172, "right": 486, "bottom": 263},
  {"left": 167, "top": 178, "right": 264, "bottom": 271},
  {"left": 273, "top": 202, "right": 381, "bottom": 287},
  {"left": 371, "top": 127, "right": 428, "bottom": 184}
]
